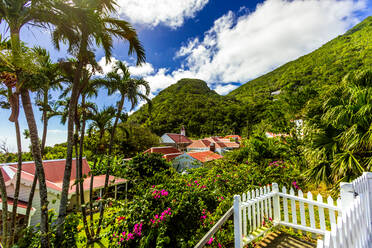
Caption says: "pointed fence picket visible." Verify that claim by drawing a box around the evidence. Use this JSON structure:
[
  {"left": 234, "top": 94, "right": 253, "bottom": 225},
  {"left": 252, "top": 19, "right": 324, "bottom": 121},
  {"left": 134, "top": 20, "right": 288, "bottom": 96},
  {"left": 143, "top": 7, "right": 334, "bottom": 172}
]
[{"left": 232, "top": 172, "right": 372, "bottom": 248}]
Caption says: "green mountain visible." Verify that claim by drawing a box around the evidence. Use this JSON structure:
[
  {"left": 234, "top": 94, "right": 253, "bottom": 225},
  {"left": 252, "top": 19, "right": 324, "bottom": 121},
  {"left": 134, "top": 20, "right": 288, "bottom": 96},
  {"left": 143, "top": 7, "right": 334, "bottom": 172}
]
[
  {"left": 229, "top": 16, "right": 372, "bottom": 104},
  {"left": 129, "top": 78, "right": 259, "bottom": 137},
  {"left": 130, "top": 17, "right": 372, "bottom": 137}
]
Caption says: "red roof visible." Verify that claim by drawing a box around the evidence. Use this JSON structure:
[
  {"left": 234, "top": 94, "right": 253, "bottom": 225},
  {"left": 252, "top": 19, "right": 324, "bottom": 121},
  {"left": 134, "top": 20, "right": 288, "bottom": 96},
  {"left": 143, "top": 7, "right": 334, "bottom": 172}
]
[
  {"left": 187, "top": 151, "right": 223, "bottom": 163},
  {"left": 9, "top": 159, "right": 90, "bottom": 183},
  {"left": 162, "top": 152, "right": 183, "bottom": 161},
  {"left": 0, "top": 197, "right": 29, "bottom": 209},
  {"left": 2, "top": 158, "right": 126, "bottom": 194},
  {"left": 187, "top": 137, "right": 240, "bottom": 149},
  {"left": 1, "top": 167, "right": 11, "bottom": 182},
  {"left": 144, "top": 146, "right": 181, "bottom": 155},
  {"left": 166, "top": 133, "right": 192, "bottom": 144}
]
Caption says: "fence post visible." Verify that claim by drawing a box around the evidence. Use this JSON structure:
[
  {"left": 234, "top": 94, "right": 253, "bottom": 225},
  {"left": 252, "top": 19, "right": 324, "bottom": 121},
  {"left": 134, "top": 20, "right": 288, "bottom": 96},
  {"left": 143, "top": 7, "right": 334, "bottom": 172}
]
[
  {"left": 272, "top": 183, "right": 280, "bottom": 223},
  {"left": 340, "top": 182, "right": 354, "bottom": 213},
  {"left": 234, "top": 195, "right": 242, "bottom": 248},
  {"left": 363, "top": 172, "right": 372, "bottom": 233}
]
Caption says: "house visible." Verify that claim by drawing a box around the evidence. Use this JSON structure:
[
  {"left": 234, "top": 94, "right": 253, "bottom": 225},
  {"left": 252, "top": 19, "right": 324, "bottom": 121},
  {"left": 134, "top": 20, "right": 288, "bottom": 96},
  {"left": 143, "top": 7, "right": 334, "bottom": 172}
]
[
  {"left": 143, "top": 146, "right": 181, "bottom": 155},
  {"left": 160, "top": 133, "right": 192, "bottom": 151},
  {"left": 171, "top": 151, "right": 222, "bottom": 172},
  {"left": 187, "top": 136, "right": 240, "bottom": 155},
  {"left": 0, "top": 158, "right": 126, "bottom": 226}
]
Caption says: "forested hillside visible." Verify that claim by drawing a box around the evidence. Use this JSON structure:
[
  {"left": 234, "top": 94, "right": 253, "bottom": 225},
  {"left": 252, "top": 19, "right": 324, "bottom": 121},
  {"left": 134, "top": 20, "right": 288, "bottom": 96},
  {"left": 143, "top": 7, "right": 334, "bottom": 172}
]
[
  {"left": 130, "top": 16, "right": 372, "bottom": 137},
  {"left": 129, "top": 78, "right": 260, "bottom": 137}
]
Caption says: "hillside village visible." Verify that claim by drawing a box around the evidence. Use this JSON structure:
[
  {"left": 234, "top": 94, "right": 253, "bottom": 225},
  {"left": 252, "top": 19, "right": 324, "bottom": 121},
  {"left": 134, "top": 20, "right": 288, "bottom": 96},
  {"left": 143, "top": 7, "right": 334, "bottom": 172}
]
[
  {"left": 144, "top": 127, "right": 241, "bottom": 172},
  {"left": 0, "top": 1, "right": 370, "bottom": 247}
]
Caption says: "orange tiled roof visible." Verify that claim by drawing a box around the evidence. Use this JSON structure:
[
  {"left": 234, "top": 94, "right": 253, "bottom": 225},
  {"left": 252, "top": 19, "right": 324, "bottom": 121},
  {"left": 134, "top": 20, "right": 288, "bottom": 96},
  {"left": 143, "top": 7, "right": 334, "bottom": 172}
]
[
  {"left": 187, "top": 151, "right": 223, "bottom": 163},
  {"left": 144, "top": 146, "right": 181, "bottom": 155}
]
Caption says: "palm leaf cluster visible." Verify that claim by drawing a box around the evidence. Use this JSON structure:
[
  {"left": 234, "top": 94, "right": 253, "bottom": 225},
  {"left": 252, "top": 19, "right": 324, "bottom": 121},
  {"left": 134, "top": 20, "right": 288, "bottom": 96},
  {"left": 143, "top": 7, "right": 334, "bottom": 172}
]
[{"left": 304, "top": 70, "right": 372, "bottom": 185}]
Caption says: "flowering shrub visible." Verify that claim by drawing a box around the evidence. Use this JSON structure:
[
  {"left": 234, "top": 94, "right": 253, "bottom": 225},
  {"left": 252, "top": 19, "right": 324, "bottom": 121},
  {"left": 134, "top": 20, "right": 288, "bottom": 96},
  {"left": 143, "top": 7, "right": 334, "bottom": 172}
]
[{"left": 103, "top": 136, "right": 306, "bottom": 247}]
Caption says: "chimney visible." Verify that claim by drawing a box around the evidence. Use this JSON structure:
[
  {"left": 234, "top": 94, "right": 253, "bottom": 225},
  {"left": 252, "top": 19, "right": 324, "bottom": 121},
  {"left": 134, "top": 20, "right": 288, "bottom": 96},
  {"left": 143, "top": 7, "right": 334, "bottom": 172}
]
[
  {"left": 180, "top": 125, "right": 186, "bottom": 136},
  {"left": 210, "top": 142, "right": 215, "bottom": 152}
]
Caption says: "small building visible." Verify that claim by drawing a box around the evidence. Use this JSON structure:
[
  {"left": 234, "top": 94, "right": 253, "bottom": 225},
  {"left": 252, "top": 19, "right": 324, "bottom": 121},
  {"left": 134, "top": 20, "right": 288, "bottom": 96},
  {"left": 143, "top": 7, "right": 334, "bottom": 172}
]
[
  {"left": 160, "top": 133, "right": 192, "bottom": 151},
  {"left": 0, "top": 158, "right": 126, "bottom": 226},
  {"left": 171, "top": 151, "right": 222, "bottom": 172},
  {"left": 143, "top": 146, "right": 181, "bottom": 155},
  {"left": 187, "top": 136, "right": 239, "bottom": 155}
]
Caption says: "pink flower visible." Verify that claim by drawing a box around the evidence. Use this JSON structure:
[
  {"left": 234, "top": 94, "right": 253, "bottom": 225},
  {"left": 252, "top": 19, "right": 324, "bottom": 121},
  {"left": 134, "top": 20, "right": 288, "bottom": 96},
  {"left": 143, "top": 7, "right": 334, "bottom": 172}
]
[
  {"left": 218, "top": 243, "right": 222, "bottom": 248},
  {"left": 194, "top": 180, "right": 198, "bottom": 184},
  {"left": 269, "top": 217, "right": 272, "bottom": 221},
  {"left": 126, "top": 232, "right": 134, "bottom": 240},
  {"left": 152, "top": 185, "right": 155, "bottom": 188},
  {"left": 207, "top": 237, "right": 214, "bottom": 245}
]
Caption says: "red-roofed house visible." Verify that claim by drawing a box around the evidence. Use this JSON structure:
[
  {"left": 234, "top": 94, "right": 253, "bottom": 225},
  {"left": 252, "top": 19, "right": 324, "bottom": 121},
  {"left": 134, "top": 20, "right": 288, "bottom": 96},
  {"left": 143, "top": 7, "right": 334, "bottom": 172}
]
[
  {"left": 160, "top": 133, "right": 192, "bottom": 151},
  {"left": 143, "top": 146, "right": 181, "bottom": 155},
  {"left": 187, "top": 136, "right": 240, "bottom": 154},
  {"left": 1, "top": 158, "right": 126, "bottom": 226},
  {"left": 188, "top": 151, "right": 223, "bottom": 163},
  {"left": 171, "top": 151, "right": 222, "bottom": 172}
]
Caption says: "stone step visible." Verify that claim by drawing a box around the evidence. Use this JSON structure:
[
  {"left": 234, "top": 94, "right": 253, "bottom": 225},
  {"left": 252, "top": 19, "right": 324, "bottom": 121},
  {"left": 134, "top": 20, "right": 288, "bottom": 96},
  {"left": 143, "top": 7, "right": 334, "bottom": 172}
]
[{"left": 254, "top": 231, "right": 316, "bottom": 248}]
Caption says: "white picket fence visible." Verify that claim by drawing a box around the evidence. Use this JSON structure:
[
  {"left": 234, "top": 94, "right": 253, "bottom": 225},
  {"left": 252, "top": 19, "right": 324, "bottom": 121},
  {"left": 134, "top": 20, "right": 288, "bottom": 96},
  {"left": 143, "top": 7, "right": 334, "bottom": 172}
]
[{"left": 233, "top": 172, "right": 372, "bottom": 248}]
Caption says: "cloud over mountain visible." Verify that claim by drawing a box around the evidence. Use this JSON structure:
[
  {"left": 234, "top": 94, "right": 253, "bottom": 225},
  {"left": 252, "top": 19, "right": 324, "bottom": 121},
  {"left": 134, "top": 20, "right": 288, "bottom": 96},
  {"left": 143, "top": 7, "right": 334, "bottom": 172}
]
[{"left": 116, "top": 0, "right": 209, "bottom": 28}]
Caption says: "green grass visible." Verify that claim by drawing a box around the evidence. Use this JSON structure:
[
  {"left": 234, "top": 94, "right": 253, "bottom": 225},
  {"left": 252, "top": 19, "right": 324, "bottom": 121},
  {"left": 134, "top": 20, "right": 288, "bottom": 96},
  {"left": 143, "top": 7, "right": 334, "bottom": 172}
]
[{"left": 77, "top": 212, "right": 110, "bottom": 248}]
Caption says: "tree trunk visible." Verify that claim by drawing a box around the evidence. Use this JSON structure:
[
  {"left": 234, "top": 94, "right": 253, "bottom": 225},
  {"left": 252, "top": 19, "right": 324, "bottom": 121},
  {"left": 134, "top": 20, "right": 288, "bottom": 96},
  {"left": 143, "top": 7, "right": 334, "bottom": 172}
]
[
  {"left": 10, "top": 120, "right": 22, "bottom": 244},
  {"left": 55, "top": 61, "right": 83, "bottom": 242},
  {"left": 96, "top": 97, "right": 124, "bottom": 236},
  {"left": 74, "top": 131, "right": 80, "bottom": 209},
  {"left": 41, "top": 91, "right": 48, "bottom": 155},
  {"left": 24, "top": 174, "right": 37, "bottom": 228},
  {"left": 20, "top": 89, "right": 50, "bottom": 248},
  {"left": 78, "top": 96, "right": 92, "bottom": 240},
  {"left": 0, "top": 167, "right": 9, "bottom": 247},
  {"left": 88, "top": 157, "right": 98, "bottom": 232}
]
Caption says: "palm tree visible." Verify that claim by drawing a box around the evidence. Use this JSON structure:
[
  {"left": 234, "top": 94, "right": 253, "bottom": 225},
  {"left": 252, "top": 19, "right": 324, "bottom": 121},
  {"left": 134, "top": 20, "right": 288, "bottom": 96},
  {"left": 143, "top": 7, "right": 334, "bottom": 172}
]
[
  {"left": 93, "top": 61, "right": 151, "bottom": 236},
  {"left": 0, "top": 1, "right": 68, "bottom": 245},
  {"left": 50, "top": 1, "right": 145, "bottom": 240},
  {"left": 33, "top": 47, "right": 64, "bottom": 155},
  {"left": 86, "top": 106, "right": 115, "bottom": 235},
  {"left": 305, "top": 70, "right": 372, "bottom": 185}
]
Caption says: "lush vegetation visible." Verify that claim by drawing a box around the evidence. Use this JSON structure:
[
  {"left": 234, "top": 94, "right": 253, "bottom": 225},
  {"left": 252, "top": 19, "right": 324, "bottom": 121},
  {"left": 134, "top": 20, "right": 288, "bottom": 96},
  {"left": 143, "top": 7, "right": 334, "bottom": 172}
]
[
  {"left": 0, "top": 0, "right": 370, "bottom": 246},
  {"left": 129, "top": 78, "right": 262, "bottom": 137},
  {"left": 131, "top": 16, "right": 372, "bottom": 136}
]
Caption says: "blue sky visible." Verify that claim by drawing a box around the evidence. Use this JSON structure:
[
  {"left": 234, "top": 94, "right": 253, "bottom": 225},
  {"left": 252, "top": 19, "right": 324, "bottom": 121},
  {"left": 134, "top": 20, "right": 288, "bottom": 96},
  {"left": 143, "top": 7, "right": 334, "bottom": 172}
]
[{"left": 0, "top": 0, "right": 371, "bottom": 151}]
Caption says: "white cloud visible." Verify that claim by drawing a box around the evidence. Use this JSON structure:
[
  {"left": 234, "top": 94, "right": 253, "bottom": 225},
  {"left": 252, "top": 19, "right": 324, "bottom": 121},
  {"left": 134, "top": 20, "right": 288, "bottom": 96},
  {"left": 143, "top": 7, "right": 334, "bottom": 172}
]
[
  {"left": 214, "top": 84, "right": 239, "bottom": 95},
  {"left": 97, "top": 57, "right": 119, "bottom": 75},
  {"left": 174, "top": 0, "right": 366, "bottom": 84},
  {"left": 116, "top": 0, "right": 209, "bottom": 28},
  {"left": 128, "top": 63, "right": 155, "bottom": 77},
  {"left": 100, "top": 0, "right": 367, "bottom": 103}
]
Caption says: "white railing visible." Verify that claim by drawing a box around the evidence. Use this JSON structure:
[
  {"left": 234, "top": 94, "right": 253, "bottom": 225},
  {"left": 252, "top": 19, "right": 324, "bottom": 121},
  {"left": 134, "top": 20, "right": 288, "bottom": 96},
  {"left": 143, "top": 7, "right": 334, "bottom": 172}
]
[
  {"left": 233, "top": 172, "right": 372, "bottom": 248},
  {"left": 318, "top": 172, "right": 372, "bottom": 248}
]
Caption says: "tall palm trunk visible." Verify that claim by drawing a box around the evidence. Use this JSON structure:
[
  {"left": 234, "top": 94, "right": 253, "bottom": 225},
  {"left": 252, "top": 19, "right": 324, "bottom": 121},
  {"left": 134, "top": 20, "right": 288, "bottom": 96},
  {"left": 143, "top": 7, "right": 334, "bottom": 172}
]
[
  {"left": 41, "top": 91, "right": 48, "bottom": 155},
  {"left": 74, "top": 128, "right": 80, "bottom": 209},
  {"left": 78, "top": 95, "right": 92, "bottom": 240},
  {"left": 20, "top": 89, "right": 50, "bottom": 248},
  {"left": 10, "top": 119, "right": 22, "bottom": 243},
  {"left": 56, "top": 60, "right": 83, "bottom": 241},
  {"left": 96, "top": 97, "right": 124, "bottom": 236},
  {"left": 0, "top": 168, "right": 9, "bottom": 247},
  {"left": 24, "top": 174, "right": 37, "bottom": 228}
]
